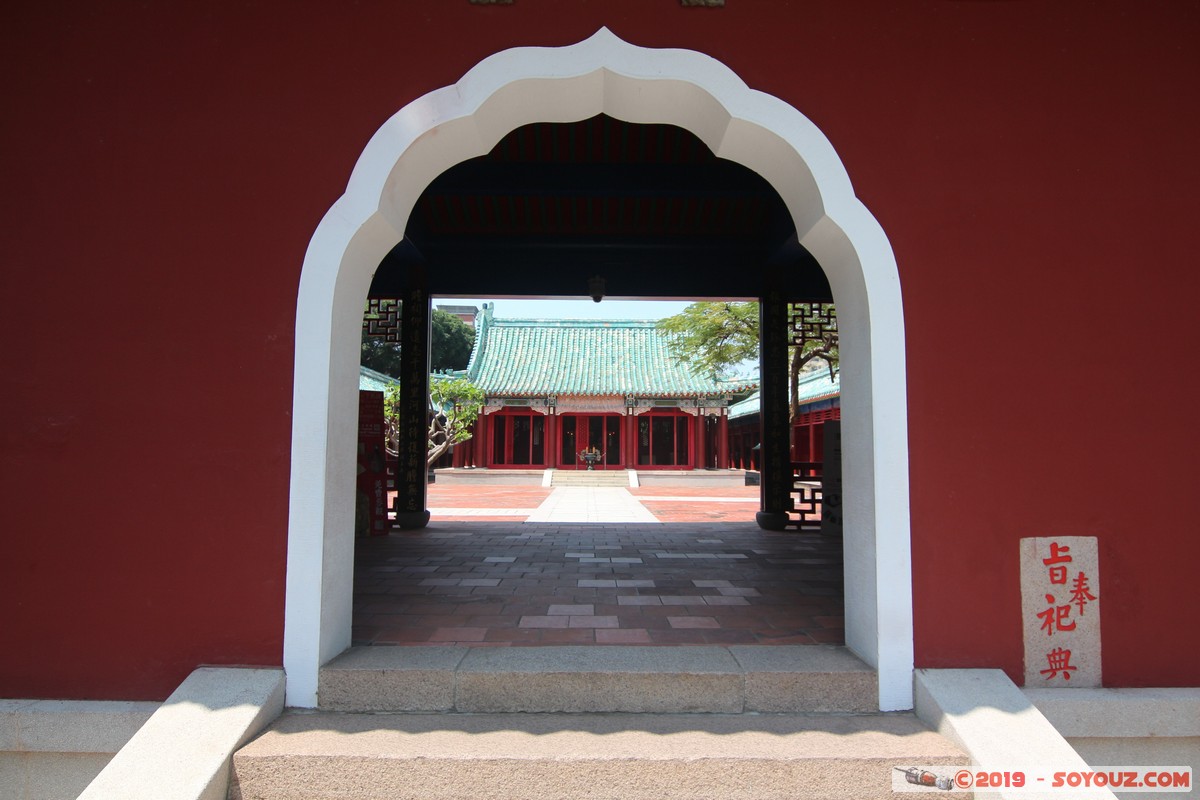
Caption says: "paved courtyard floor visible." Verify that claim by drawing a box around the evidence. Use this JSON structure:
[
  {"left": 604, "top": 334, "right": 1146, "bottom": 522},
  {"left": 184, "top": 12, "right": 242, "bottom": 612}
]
[{"left": 353, "top": 484, "right": 843, "bottom": 647}]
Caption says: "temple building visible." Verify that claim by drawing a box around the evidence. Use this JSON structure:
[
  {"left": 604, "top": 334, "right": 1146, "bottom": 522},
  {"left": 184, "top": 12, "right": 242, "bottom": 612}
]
[
  {"left": 728, "top": 368, "right": 841, "bottom": 471},
  {"left": 448, "top": 304, "right": 755, "bottom": 472}
]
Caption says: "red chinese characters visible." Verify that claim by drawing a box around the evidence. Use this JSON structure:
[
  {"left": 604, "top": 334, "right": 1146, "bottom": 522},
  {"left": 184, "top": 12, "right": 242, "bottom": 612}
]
[
  {"left": 1043, "top": 542, "right": 1072, "bottom": 584},
  {"left": 1040, "top": 646, "right": 1078, "bottom": 680},
  {"left": 1021, "top": 536, "right": 1101, "bottom": 687},
  {"left": 1037, "top": 594, "right": 1077, "bottom": 635},
  {"left": 1070, "top": 572, "right": 1097, "bottom": 615},
  {"left": 1036, "top": 540, "right": 1098, "bottom": 679}
]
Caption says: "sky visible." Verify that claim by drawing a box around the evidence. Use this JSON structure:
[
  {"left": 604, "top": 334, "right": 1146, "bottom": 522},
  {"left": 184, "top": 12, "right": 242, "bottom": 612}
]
[{"left": 433, "top": 297, "right": 694, "bottom": 321}]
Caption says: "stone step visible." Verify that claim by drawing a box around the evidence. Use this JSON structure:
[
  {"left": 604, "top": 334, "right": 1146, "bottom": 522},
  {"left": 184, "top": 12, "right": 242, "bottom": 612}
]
[
  {"left": 318, "top": 645, "right": 878, "bottom": 714},
  {"left": 550, "top": 470, "right": 629, "bottom": 486},
  {"left": 230, "top": 710, "right": 967, "bottom": 800}
]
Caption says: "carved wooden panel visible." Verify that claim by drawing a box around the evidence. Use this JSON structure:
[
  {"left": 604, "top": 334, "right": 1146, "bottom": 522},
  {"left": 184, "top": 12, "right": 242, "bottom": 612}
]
[
  {"left": 789, "top": 302, "right": 837, "bottom": 347},
  {"left": 363, "top": 298, "right": 401, "bottom": 342}
]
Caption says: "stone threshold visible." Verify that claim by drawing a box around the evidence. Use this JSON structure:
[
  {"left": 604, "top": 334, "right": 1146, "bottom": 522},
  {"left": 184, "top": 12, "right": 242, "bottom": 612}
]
[{"left": 319, "top": 644, "right": 877, "bottom": 714}]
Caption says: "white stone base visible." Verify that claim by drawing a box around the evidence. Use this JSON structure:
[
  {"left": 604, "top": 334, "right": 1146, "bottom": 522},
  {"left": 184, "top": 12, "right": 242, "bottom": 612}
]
[
  {"left": 78, "top": 667, "right": 284, "bottom": 800},
  {"left": 1024, "top": 687, "right": 1200, "bottom": 800},
  {"left": 915, "top": 669, "right": 1117, "bottom": 799},
  {"left": 0, "top": 699, "right": 158, "bottom": 800}
]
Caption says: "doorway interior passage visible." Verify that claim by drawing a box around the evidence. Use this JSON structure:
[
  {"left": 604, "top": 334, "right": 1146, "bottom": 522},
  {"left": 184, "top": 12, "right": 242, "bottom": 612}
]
[{"left": 353, "top": 518, "right": 844, "bottom": 648}]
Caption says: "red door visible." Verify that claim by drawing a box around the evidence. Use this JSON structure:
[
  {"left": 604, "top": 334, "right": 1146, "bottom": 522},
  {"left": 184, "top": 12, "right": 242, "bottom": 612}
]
[
  {"left": 488, "top": 410, "right": 546, "bottom": 467},
  {"left": 559, "top": 414, "right": 623, "bottom": 469},
  {"left": 635, "top": 410, "right": 692, "bottom": 469}
]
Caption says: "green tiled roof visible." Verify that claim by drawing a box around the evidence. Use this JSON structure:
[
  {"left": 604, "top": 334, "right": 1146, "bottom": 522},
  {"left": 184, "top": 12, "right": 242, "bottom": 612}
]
[
  {"left": 727, "top": 391, "right": 761, "bottom": 420},
  {"left": 727, "top": 369, "right": 839, "bottom": 420},
  {"left": 359, "top": 366, "right": 399, "bottom": 393},
  {"left": 796, "top": 368, "right": 839, "bottom": 404},
  {"left": 466, "top": 309, "right": 749, "bottom": 398}
]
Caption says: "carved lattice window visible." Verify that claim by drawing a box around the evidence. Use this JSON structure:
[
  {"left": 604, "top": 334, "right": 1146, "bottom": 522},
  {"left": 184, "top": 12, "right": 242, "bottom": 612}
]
[{"left": 363, "top": 298, "right": 401, "bottom": 342}]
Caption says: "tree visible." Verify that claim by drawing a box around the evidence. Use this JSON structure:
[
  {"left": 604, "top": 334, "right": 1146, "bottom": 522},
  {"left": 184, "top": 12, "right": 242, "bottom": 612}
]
[
  {"left": 657, "top": 302, "right": 759, "bottom": 378},
  {"left": 787, "top": 303, "right": 838, "bottom": 420},
  {"left": 384, "top": 375, "right": 485, "bottom": 467},
  {"left": 431, "top": 309, "right": 475, "bottom": 372},
  {"left": 361, "top": 337, "right": 404, "bottom": 377},
  {"left": 658, "top": 301, "right": 838, "bottom": 420},
  {"left": 362, "top": 307, "right": 475, "bottom": 377}
]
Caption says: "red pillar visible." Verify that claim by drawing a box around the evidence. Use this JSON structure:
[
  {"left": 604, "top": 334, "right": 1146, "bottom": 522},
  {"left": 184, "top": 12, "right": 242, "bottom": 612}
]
[
  {"left": 480, "top": 412, "right": 492, "bottom": 468},
  {"left": 718, "top": 412, "right": 729, "bottom": 469},
  {"left": 695, "top": 412, "right": 706, "bottom": 470},
  {"left": 626, "top": 412, "right": 637, "bottom": 469},
  {"left": 547, "top": 413, "right": 558, "bottom": 468}
]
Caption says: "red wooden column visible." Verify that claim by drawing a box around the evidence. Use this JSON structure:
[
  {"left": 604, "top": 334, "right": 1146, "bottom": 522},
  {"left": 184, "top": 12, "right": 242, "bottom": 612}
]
[
  {"left": 547, "top": 412, "right": 558, "bottom": 468},
  {"left": 625, "top": 411, "right": 636, "bottom": 468},
  {"left": 695, "top": 411, "right": 707, "bottom": 470},
  {"left": 718, "top": 411, "right": 729, "bottom": 469},
  {"left": 480, "top": 411, "right": 492, "bottom": 468}
]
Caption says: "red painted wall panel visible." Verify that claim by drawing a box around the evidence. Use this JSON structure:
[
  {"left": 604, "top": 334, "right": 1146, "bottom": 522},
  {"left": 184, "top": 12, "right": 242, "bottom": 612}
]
[{"left": 1, "top": 1, "right": 1197, "bottom": 698}]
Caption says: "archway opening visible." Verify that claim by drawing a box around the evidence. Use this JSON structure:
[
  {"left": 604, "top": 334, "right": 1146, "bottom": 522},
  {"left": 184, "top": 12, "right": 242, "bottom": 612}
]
[
  {"left": 352, "top": 115, "right": 844, "bottom": 650},
  {"left": 286, "top": 29, "right": 911, "bottom": 710}
]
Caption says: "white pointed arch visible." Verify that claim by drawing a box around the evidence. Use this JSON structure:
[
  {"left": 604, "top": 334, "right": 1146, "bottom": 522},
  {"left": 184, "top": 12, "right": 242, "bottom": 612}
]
[{"left": 285, "top": 28, "right": 913, "bottom": 710}]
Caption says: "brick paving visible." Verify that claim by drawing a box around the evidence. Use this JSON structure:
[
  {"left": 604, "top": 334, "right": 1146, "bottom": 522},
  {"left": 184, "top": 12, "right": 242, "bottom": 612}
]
[
  {"left": 628, "top": 485, "right": 769, "bottom": 524},
  {"left": 426, "top": 486, "right": 553, "bottom": 522},
  {"left": 355, "top": 482, "right": 843, "bottom": 647}
]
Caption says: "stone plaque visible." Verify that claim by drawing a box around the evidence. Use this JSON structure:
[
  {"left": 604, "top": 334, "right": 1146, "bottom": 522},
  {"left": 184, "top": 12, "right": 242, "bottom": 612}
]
[{"left": 1020, "top": 536, "right": 1101, "bottom": 687}]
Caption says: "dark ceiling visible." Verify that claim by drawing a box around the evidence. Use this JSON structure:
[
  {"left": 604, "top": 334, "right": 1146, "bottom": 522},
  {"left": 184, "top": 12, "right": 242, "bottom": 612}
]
[{"left": 369, "top": 114, "right": 830, "bottom": 301}]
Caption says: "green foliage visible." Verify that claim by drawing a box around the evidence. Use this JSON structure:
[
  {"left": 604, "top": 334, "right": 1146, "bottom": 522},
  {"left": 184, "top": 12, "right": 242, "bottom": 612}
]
[
  {"left": 657, "top": 302, "right": 760, "bottom": 378},
  {"left": 659, "top": 300, "right": 839, "bottom": 421},
  {"left": 384, "top": 375, "right": 485, "bottom": 466},
  {"left": 361, "top": 338, "right": 403, "bottom": 377},
  {"left": 431, "top": 309, "right": 475, "bottom": 372},
  {"left": 361, "top": 306, "right": 475, "bottom": 377}
]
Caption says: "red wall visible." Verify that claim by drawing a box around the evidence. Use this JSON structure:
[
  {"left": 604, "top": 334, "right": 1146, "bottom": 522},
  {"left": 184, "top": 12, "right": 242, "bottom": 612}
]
[{"left": 2, "top": 2, "right": 1196, "bottom": 699}]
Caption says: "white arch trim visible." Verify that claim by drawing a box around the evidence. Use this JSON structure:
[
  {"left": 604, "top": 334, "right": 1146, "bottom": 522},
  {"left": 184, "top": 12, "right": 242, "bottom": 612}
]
[{"left": 284, "top": 28, "right": 913, "bottom": 710}]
